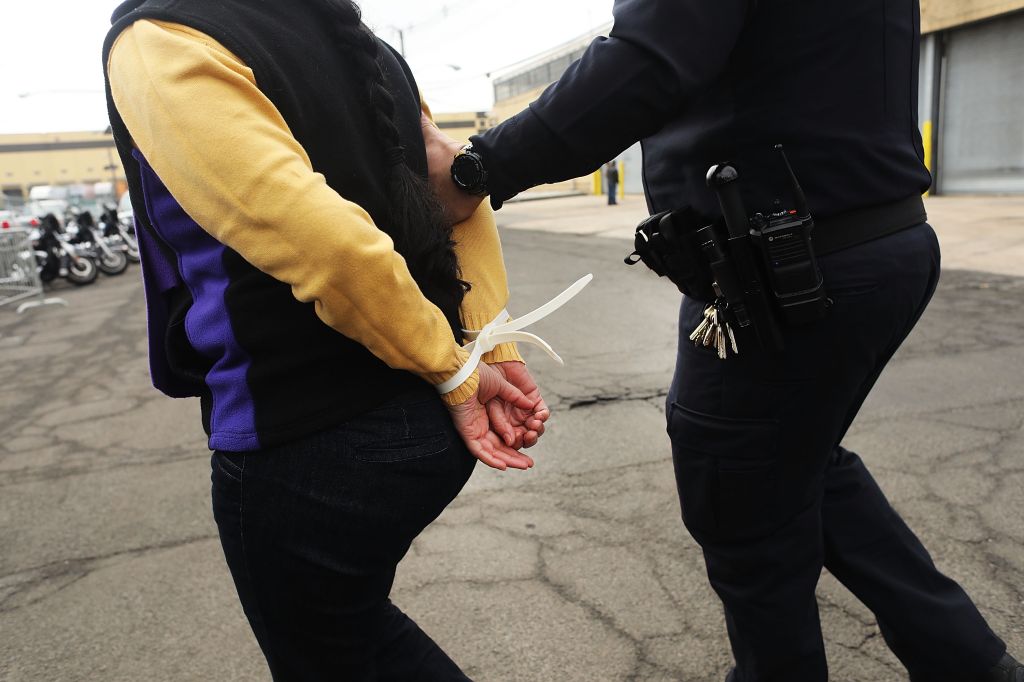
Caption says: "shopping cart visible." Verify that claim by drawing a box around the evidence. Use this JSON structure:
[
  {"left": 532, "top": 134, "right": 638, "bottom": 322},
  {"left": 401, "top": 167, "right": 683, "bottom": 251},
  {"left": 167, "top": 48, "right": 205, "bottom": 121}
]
[{"left": 0, "top": 227, "right": 66, "bottom": 314}]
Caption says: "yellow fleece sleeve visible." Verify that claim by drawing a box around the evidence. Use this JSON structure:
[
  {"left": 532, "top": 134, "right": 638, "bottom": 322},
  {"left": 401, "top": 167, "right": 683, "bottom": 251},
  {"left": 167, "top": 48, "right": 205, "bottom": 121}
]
[
  {"left": 108, "top": 20, "right": 479, "bottom": 404},
  {"left": 451, "top": 201, "right": 524, "bottom": 365},
  {"left": 420, "top": 100, "right": 523, "bottom": 365}
]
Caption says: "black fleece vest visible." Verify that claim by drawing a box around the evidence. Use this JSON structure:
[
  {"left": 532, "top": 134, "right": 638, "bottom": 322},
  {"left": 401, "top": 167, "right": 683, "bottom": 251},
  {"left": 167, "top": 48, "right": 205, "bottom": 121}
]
[{"left": 103, "top": 0, "right": 461, "bottom": 451}]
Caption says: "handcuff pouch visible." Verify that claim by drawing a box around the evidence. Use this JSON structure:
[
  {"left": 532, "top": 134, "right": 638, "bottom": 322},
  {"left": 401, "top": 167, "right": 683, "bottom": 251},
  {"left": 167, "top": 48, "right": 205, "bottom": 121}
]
[{"left": 625, "top": 207, "right": 717, "bottom": 302}]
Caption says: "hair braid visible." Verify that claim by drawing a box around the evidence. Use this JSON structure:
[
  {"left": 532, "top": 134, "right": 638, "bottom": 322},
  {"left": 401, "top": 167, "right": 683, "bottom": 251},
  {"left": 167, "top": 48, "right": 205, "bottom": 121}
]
[{"left": 316, "top": 0, "right": 467, "bottom": 315}]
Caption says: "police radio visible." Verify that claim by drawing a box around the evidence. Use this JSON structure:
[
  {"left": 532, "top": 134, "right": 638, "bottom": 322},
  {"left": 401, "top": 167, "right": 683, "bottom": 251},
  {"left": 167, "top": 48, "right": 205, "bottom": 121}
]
[
  {"left": 706, "top": 145, "right": 828, "bottom": 331},
  {"left": 748, "top": 145, "right": 828, "bottom": 325}
]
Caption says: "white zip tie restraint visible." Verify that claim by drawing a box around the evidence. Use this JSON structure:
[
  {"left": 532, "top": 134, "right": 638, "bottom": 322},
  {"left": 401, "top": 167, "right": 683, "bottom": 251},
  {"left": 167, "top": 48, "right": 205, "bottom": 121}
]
[{"left": 436, "top": 273, "right": 594, "bottom": 395}]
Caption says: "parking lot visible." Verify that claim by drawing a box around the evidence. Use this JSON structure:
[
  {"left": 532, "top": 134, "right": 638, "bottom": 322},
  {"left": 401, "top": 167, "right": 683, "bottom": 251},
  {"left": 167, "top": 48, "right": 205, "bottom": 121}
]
[{"left": 1, "top": 194, "right": 1023, "bottom": 681}]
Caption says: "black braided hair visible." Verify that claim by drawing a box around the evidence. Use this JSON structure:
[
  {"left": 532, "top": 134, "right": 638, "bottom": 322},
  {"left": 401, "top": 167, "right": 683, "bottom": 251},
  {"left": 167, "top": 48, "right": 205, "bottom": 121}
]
[{"left": 316, "top": 0, "right": 468, "bottom": 313}]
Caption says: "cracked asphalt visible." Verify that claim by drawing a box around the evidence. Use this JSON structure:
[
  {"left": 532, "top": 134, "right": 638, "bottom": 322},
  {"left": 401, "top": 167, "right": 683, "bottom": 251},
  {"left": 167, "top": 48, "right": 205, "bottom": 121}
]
[{"left": 1, "top": 196, "right": 1022, "bottom": 681}]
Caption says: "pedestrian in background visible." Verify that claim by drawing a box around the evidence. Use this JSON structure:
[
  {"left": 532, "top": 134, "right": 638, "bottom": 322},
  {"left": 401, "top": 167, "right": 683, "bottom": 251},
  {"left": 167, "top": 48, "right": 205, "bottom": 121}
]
[
  {"left": 423, "top": 0, "right": 1024, "bottom": 679},
  {"left": 605, "top": 160, "right": 619, "bottom": 205}
]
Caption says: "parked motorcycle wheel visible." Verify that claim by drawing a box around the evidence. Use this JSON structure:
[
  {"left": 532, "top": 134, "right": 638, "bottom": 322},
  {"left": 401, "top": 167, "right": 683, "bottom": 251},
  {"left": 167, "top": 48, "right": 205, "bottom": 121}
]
[
  {"left": 97, "top": 250, "right": 129, "bottom": 276},
  {"left": 66, "top": 257, "right": 99, "bottom": 285},
  {"left": 125, "top": 247, "right": 141, "bottom": 264}
]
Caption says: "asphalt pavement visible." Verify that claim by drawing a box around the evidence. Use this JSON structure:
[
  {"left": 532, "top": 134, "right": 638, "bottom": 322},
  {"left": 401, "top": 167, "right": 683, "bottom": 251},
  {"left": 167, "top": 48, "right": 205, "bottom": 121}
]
[{"left": 1, "top": 195, "right": 1022, "bottom": 681}]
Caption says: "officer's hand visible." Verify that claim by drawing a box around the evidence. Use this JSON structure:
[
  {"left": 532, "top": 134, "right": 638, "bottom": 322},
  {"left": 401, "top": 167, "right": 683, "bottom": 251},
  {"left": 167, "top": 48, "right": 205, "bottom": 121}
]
[{"left": 421, "top": 112, "right": 484, "bottom": 224}]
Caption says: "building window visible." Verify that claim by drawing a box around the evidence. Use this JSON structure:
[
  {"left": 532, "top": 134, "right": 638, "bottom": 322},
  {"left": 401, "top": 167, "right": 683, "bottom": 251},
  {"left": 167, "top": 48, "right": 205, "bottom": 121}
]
[{"left": 494, "top": 48, "right": 590, "bottom": 102}]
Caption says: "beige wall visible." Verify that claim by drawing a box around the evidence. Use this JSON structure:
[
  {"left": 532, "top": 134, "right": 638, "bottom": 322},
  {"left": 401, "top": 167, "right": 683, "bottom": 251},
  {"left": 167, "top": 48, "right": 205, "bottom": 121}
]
[
  {"left": 491, "top": 87, "right": 545, "bottom": 125},
  {"left": 922, "top": 0, "right": 1024, "bottom": 32},
  {"left": 432, "top": 111, "right": 497, "bottom": 145},
  {"left": 0, "top": 131, "right": 127, "bottom": 203},
  {"left": 490, "top": 85, "right": 595, "bottom": 196}
]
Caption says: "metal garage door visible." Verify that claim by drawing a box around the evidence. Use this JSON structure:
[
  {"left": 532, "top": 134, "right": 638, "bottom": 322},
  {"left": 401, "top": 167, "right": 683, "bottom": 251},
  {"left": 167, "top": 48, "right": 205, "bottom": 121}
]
[
  {"left": 620, "top": 142, "right": 645, "bottom": 194},
  {"left": 939, "top": 11, "right": 1024, "bottom": 194}
]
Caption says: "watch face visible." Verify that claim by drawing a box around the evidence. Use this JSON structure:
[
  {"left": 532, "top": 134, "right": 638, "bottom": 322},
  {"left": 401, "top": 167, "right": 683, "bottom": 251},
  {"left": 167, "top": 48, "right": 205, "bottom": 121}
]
[{"left": 452, "top": 153, "right": 482, "bottom": 190}]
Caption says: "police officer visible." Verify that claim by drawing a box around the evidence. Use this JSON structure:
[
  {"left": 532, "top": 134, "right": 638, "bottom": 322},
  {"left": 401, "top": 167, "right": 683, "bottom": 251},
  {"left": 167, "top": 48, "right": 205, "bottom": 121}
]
[{"left": 423, "top": 0, "right": 1024, "bottom": 680}]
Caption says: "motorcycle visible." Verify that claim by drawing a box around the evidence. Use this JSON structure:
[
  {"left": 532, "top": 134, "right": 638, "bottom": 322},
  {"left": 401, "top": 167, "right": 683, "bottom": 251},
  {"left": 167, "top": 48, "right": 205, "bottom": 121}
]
[
  {"left": 68, "top": 210, "right": 129, "bottom": 276},
  {"left": 100, "top": 205, "right": 140, "bottom": 264},
  {"left": 34, "top": 214, "right": 98, "bottom": 286}
]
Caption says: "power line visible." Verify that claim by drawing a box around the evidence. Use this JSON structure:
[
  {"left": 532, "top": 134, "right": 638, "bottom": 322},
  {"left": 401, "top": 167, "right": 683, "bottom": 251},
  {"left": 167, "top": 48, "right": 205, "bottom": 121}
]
[
  {"left": 380, "top": 0, "right": 483, "bottom": 43},
  {"left": 367, "top": 0, "right": 612, "bottom": 109},
  {"left": 402, "top": 0, "right": 481, "bottom": 32},
  {"left": 378, "top": 0, "right": 491, "bottom": 57}
]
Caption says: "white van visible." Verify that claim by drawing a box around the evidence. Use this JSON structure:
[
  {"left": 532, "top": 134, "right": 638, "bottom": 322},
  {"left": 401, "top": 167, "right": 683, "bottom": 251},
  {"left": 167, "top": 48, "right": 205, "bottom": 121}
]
[{"left": 117, "top": 191, "right": 134, "bottom": 226}]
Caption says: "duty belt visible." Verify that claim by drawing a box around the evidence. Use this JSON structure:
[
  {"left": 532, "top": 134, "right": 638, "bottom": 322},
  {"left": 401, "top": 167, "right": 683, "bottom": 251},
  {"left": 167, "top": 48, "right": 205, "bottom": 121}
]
[{"left": 812, "top": 194, "right": 928, "bottom": 256}]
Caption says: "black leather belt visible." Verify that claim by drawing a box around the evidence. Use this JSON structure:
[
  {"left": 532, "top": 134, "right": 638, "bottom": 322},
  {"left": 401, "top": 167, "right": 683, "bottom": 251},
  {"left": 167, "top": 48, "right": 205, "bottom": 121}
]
[{"left": 813, "top": 194, "right": 928, "bottom": 256}]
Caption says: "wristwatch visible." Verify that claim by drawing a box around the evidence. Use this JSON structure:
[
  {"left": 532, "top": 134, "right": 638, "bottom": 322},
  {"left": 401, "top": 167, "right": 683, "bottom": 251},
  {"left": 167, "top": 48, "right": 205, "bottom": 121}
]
[{"left": 450, "top": 144, "right": 489, "bottom": 196}]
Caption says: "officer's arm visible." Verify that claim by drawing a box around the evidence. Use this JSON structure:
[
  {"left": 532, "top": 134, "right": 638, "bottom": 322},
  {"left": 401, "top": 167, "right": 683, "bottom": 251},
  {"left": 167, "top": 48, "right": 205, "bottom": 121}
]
[{"left": 471, "top": 0, "right": 751, "bottom": 208}]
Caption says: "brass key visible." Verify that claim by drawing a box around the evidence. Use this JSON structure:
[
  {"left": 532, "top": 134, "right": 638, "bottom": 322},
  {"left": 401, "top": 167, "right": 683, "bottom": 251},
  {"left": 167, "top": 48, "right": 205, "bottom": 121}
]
[{"left": 689, "top": 299, "right": 740, "bottom": 359}]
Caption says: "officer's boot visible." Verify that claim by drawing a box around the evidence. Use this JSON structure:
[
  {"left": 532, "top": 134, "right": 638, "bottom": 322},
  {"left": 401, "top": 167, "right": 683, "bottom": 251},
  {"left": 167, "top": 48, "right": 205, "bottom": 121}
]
[{"left": 982, "top": 653, "right": 1024, "bottom": 682}]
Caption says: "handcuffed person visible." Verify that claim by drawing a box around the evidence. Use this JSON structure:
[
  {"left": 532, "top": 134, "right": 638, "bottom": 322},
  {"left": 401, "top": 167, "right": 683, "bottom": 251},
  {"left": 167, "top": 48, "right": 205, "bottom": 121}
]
[{"left": 103, "top": 0, "right": 550, "bottom": 678}]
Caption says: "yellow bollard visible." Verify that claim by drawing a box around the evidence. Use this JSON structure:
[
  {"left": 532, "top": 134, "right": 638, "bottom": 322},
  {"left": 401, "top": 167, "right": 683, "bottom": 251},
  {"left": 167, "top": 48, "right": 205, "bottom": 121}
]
[{"left": 921, "top": 120, "right": 933, "bottom": 197}]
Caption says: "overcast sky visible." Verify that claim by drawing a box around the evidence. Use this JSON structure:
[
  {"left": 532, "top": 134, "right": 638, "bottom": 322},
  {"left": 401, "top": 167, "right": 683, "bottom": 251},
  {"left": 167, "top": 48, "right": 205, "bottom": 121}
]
[{"left": 0, "top": 0, "right": 613, "bottom": 135}]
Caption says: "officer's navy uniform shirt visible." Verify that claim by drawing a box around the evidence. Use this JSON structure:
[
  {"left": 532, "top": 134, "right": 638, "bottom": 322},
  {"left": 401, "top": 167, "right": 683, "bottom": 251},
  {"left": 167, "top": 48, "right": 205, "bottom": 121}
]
[{"left": 473, "top": 0, "right": 932, "bottom": 222}]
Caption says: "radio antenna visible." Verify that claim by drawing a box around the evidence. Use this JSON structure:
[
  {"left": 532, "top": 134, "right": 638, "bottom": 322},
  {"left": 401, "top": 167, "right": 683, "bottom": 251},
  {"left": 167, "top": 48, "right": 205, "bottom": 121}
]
[{"left": 775, "top": 144, "right": 809, "bottom": 217}]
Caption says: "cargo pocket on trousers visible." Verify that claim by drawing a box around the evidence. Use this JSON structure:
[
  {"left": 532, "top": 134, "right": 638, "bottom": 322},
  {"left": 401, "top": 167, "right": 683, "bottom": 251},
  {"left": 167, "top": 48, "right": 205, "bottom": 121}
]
[{"left": 667, "top": 402, "right": 780, "bottom": 541}]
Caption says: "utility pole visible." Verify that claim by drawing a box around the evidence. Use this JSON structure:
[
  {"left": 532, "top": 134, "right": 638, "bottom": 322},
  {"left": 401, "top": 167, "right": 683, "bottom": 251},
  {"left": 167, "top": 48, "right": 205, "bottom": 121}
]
[
  {"left": 104, "top": 126, "right": 120, "bottom": 197},
  {"left": 388, "top": 26, "right": 406, "bottom": 57},
  {"left": 105, "top": 148, "right": 119, "bottom": 195}
]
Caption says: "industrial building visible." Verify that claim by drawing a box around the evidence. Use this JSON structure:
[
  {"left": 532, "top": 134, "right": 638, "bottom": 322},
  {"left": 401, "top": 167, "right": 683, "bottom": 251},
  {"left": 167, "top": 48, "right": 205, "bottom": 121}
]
[
  {"left": 490, "top": 21, "right": 635, "bottom": 198},
  {"left": 490, "top": 1, "right": 1024, "bottom": 197},
  {"left": 0, "top": 117, "right": 484, "bottom": 210},
  {"left": 3, "top": 1, "right": 1020, "bottom": 208},
  {"left": 919, "top": 0, "right": 1024, "bottom": 193},
  {"left": 0, "top": 130, "right": 127, "bottom": 208}
]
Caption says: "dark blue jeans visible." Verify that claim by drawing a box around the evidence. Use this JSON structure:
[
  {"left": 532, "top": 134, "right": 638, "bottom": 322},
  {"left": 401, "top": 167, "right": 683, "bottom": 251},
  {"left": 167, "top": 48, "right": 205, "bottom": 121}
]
[
  {"left": 667, "top": 223, "right": 1006, "bottom": 682},
  {"left": 211, "top": 385, "right": 476, "bottom": 681}
]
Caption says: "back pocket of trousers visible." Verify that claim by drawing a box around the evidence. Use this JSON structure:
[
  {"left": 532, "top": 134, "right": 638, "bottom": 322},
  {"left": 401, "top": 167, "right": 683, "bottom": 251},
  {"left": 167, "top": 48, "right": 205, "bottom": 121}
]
[
  {"left": 351, "top": 433, "right": 449, "bottom": 463},
  {"left": 667, "top": 402, "right": 780, "bottom": 541}
]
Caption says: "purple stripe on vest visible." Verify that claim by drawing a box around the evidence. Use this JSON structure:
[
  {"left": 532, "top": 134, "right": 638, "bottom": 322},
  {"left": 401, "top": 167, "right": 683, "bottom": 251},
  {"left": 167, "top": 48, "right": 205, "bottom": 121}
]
[
  {"left": 130, "top": 196, "right": 193, "bottom": 399},
  {"left": 133, "top": 151, "right": 260, "bottom": 451}
]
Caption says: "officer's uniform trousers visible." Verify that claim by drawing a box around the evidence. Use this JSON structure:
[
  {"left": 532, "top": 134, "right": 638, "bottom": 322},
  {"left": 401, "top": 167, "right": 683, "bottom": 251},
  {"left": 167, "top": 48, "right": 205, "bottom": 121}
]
[{"left": 667, "top": 222, "right": 1007, "bottom": 682}]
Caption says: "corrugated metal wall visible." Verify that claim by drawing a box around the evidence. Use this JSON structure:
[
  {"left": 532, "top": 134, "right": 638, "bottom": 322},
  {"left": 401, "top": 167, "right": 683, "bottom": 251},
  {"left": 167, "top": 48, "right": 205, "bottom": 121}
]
[{"left": 937, "top": 11, "right": 1024, "bottom": 193}]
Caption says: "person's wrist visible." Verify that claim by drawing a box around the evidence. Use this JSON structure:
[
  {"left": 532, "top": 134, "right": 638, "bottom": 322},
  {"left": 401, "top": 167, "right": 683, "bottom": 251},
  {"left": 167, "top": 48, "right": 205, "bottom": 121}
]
[
  {"left": 441, "top": 367, "right": 480, "bottom": 406},
  {"left": 482, "top": 343, "right": 523, "bottom": 365}
]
